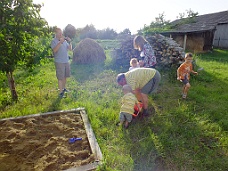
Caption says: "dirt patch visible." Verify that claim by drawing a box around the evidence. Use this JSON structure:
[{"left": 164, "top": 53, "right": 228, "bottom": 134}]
[{"left": 0, "top": 112, "right": 96, "bottom": 171}]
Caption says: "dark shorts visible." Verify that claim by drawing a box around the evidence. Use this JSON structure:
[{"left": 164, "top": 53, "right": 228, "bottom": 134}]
[
  {"left": 119, "top": 112, "right": 132, "bottom": 122},
  {"left": 141, "top": 70, "right": 161, "bottom": 94},
  {"left": 55, "top": 62, "right": 70, "bottom": 80},
  {"left": 181, "top": 75, "right": 189, "bottom": 85}
]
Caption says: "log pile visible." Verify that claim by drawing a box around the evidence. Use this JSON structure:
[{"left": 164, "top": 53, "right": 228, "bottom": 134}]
[
  {"left": 111, "top": 36, "right": 140, "bottom": 66},
  {"left": 147, "top": 34, "right": 185, "bottom": 67},
  {"left": 111, "top": 34, "right": 185, "bottom": 67}
]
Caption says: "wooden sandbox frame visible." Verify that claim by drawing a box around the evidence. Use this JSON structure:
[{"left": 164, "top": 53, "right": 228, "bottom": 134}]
[{"left": 0, "top": 108, "right": 103, "bottom": 171}]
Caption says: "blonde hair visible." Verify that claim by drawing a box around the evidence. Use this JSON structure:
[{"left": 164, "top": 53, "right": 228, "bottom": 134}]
[
  {"left": 55, "top": 27, "right": 62, "bottom": 32},
  {"left": 185, "top": 52, "right": 193, "bottom": 59},
  {"left": 133, "top": 35, "right": 147, "bottom": 50},
  {"left": 122, "top": 84, "right": 132, "bottom": 93},
  {"left": 130, "top": 58, "right": 138, "bottom": 66}
]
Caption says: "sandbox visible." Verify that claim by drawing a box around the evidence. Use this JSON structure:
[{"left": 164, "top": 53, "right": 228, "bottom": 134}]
[{"left": 0, "top": 108, "right": 102, "bottom": 171}]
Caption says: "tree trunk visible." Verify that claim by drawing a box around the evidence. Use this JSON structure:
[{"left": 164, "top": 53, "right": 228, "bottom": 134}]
[{"left": 6, "top": 71, "right": 18, "bottom": 101}]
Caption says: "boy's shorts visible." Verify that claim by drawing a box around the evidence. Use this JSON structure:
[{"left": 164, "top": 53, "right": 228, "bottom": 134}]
[
  {"left": 55, "top": 62, "right": 70, "bottom": 80},
  {"left": 119, "top": 112, "right": 132, "bottom": 122},
  {"left": 181, "top": 75, "right": 189, "bottom": 85},
  {"left": 141, "top": 70, "right": 161, "bottom": 94}
]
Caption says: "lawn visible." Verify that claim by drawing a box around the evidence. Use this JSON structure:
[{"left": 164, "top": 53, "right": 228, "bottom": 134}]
[{"left": 0, "top": 49, "right": 228, "bottom": 171}]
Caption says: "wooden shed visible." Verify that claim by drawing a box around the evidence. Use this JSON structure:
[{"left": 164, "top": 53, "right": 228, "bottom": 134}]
[
  {"left": 161, "top": 11, "right": 228, "bottom": 52},
  {"left": 213, "top": 22, "right": 228, "bottom": 48}
]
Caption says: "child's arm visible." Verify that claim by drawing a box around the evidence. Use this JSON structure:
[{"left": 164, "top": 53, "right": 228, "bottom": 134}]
[
  {"left": 177, "top": 68, "right": 181, "bottom": 80},
  {"left": 190, "top": 63, "right": 198, "bottom": 75},
  {"left": 191, "top": 70, "right": 198, "bottom": 75},
  {"left": 136, "top": 102, "right": 142, "bottom": 113}
]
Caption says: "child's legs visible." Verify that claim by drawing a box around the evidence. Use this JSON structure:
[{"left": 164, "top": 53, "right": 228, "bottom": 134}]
[
  {"left": 181, "top": 76, "right": 190, "bottom": 95},
  {"left": 119, "top": 112, "right": 125, "bottom": 124},
  {"left": 183, "top": 83, "right": 191, "bottom": 95},
  {"left": 124, "top": 113, "right": 133, "bottom": 127},
  {"left": 125, "top": 113, "right": 132, "bottom": 123}
]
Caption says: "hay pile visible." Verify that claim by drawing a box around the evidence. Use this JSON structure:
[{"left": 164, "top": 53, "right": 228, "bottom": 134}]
[{"left": 73, "top": 38, "right": 106, "bottom": 64}]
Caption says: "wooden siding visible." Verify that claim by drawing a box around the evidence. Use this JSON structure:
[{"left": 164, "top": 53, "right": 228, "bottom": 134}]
[
  {"left": 213, "top": 23, "right": 228, "bottom": 48},
  {"left": 169, "top": 32, "right": 213, "bottom": 53}
]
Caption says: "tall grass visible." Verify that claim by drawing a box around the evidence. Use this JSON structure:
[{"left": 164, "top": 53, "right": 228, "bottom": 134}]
[{"left": 0, "top": 49, "right": 228, "bottom": 171}]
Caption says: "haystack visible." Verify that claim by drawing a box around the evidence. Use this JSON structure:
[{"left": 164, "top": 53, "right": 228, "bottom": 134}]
[{"left": 73, "top": 38, "right": 106, "bottom": 64}]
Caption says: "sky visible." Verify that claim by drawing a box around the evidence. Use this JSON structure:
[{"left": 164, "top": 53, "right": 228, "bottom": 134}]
[{"left": 33, "top": 0, "right": 228, "bottom": 34}]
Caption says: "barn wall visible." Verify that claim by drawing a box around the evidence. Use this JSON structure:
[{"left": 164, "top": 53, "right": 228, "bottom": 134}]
[
  {"left": 203, "top": 31, "right": 214, "bottom": 51},
  {"left": 171, "top": 34, "right": 205, "bottom": 52},
  {"left": 213, "top": 24, "right": 228, "bottom": 48},
  {"left": 172, "top": 35, "right": 184, "bottom": 47},
  {"left": 186, "top": 35, "right": 205, "bottom": 52}
]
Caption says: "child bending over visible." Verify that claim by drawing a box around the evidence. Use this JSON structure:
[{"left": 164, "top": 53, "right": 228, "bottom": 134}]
[
  {"left": 177, "top": 53, "right": 198, "bottom": 99},
  {"left": 118, "top": 84, "right": 140, "bottom": 128}
]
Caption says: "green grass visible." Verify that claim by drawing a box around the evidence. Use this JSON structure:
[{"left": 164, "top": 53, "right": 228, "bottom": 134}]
[
  {"left": 97, "top": 39, "right": 121, "bottom": 50},
  {"left": 0, "top": 49, "right": 228, "bottom": 171}
]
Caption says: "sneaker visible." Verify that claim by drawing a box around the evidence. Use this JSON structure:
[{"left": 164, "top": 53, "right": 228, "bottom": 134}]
[
  {"left": 63, "top": 88, "right": 70, "bottom": 93},
  {"left": 59, "top": 91, "right": 66, "bottom": 98},
  {"left": 116, "top": 122, "right": 121, "bottom": 126},
  {"left": 182, "top": 94, "right": 187, "bottom": 99}
]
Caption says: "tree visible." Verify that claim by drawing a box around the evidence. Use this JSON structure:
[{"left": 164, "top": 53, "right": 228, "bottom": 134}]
[
  {"left": 120, "top": 28, "right": 131, "bottom": 35},
  {"left": 79, "top": 24, "right": 97, "bottom": 39},
  {"left": 97, "top": 28, "right": 117, "bottom": 40},
  {"left": 142, "top": 12, "right": 171, "bottom": 35},
  {"left": 186, "top": 9, "right": 198, "bottom": 18},
  {"left": 175, "top": 9, "right": 199, "bottom": 26},
  {"left": 0, "top": 0, "right": 48, "bottom": 100},
  {"left": 63, "top": 24, "right": 76, "bottom": 39},
  {"left": 117, "top": 28, "right": 131, "bottom": 39},
  {"left": 177, "top": 9, "right": 198, "bottom": 19}
]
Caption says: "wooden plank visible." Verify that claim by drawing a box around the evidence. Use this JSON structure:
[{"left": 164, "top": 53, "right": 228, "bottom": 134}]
[
  {"left": 65, "top": 162, "right": 99, "bottom": 171},
  {"left": 183, "top": 34, "right": 187, "bottom": 51},
  {"left": 80, "top": 109, "right": 103, "bottom": 162},
  {"left": 0, "top": 108, "right": 84, "bottom": 122}
]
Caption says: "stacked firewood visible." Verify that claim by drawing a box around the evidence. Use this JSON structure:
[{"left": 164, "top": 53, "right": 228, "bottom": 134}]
[
  {"left": 120, "top": 36, "right": 140, "bottom": 60},
  {"left": 111, "top": 36, "right": 140, "bottom": 66},
  {"left": 146, "top": 34, "right": 185, "bottom": 67},
  {"left": 111, "top": 34, "right": 185, "bottom": 67}
]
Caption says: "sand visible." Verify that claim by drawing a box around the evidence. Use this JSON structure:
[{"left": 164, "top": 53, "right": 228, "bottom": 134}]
[{"left": 0, "top": 113, "right": 95, "bottom": 171}]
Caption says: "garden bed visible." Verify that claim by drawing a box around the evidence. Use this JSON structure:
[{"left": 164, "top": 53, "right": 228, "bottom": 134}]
[{"left": 0, "top": 108, "right": 102, "bottom": 171}]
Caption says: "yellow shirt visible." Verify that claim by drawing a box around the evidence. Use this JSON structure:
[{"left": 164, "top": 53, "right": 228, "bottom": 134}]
[
  {"left": 125, "top": 68, "right": 156, "bottom": 90},
  {"left": 120, "top": 92, "right": 138, "bottom": 114}
]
